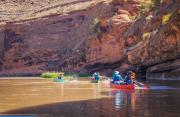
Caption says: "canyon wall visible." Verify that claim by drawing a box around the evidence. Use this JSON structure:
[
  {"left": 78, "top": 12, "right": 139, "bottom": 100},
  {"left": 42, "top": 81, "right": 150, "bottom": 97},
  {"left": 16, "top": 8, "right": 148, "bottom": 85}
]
[
  {"left": 0, "top": 0, "right": 113, "bottom": 76},
  {"left": 85, "top": 0, "right": 180, "bottom": 79},
  {"left": 85, "top": 0, "right": 142, "bottom": 74},
  {"left": 0, "top": 0, "right": 179, "bottom": 79},
  {"left": 125, "top": 0, "right": 180, "bottom": 79},
  {"left": 0, "top": 30, "right": 4, "bottom": 68}
]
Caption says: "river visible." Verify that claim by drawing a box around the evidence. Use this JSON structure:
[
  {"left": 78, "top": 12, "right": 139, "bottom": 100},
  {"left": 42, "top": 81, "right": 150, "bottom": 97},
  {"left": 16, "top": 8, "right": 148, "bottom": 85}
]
[{"left": 0, "top": 78, "right": 179, "bottom": 117}]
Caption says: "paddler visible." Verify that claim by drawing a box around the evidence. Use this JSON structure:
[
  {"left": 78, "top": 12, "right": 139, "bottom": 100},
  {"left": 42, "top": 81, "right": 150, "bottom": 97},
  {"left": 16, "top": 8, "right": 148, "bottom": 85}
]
[
  {"left": 130, "top": 71, "right": 136, "bottom": 83},
  {"left": 92, "top": 72, "right": 100, "bottom": 81},
  {"left": 58, "top": 72, "right": 64, "bottom": 80},
  {"left": 124, "top": 71, "right": 132, "bottom": 84},
  {"left": 112, "top": 71, "right": 124, "bottom": 84}
]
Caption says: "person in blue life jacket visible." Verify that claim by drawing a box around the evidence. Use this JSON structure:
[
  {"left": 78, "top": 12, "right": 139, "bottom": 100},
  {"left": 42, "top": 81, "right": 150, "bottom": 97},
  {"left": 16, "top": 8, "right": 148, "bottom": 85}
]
[
  {"left": 112, "top": 71, "right": 124, "bottom": 84},
  {"left": 124, "top": 71, "right": 132, "bottom": 84},
  {"left": 58, "top": 72, "right": 64, "bottom": 80},
  {"left": 92, "top": 72, "right": 100, "bottom": 81}
]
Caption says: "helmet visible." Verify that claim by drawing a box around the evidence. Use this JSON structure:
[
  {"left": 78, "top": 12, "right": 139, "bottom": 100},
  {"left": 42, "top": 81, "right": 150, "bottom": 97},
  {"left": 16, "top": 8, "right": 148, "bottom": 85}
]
[{"left": 114, "top": 71, "right": 119, "bottom": 74}]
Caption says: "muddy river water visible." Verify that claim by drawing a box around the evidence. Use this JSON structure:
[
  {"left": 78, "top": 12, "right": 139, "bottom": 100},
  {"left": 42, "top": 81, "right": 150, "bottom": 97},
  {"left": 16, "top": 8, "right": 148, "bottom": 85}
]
[{"left": 0, "top": 78, "right": 179, "bottom": 117}]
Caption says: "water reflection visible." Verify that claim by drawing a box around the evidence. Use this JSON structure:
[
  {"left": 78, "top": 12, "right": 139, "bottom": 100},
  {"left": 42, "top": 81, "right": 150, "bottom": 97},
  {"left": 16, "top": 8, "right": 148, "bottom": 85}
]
[
  {"left": 0, "top": 79, "right": 179, "bottom": 117},
  {"left": 114, "top": 91, "right": 122, "bottom": 109},
  {"left": 112, "top": 90, "right": 135, "bottom": 111},
  {"left": 93, "top": 83, "right": 101, "bottom": 98}
]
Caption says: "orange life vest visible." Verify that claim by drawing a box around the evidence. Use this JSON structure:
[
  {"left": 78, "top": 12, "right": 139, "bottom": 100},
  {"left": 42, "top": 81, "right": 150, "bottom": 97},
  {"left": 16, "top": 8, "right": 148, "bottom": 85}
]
[{"left": 131, "top": 72, "right": 136, "bottom": 81}]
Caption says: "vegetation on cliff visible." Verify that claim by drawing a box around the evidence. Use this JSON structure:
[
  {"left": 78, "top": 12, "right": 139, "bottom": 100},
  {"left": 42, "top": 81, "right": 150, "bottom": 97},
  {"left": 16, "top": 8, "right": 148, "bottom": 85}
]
[{"left": 125, "top": 0, "right": 180, "bottom": 79}]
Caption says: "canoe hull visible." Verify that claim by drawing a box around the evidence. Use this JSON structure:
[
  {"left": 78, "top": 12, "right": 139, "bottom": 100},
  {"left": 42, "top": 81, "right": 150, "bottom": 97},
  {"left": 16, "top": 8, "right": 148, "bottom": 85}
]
[
  {"left": 53, "top": 78, "right": 67, "bottom": 82},
  {"left": 110, "top": 83, "right": 135, "bottom": 89}
]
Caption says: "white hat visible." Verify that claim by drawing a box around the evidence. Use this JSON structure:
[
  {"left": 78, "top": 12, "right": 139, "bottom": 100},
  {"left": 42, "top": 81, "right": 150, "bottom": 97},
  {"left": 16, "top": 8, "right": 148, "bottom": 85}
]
[{"left": 114, "top": 71, "right": 119, "bottom": 74}]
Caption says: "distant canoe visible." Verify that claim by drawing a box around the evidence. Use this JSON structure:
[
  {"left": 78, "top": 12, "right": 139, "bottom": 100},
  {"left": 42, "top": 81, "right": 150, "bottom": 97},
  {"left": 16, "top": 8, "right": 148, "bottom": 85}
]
[
  {"left": 53, "top": 78, "right": 67, "bottom": 83},
  {"left": 110, "top": 83, "right": 135, "bottom": 89}
]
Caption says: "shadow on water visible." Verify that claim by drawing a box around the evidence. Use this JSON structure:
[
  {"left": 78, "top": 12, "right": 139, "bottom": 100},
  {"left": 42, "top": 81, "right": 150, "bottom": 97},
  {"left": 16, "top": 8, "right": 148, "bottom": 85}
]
[
  {"left": 149, "top": 86, "right": 179, "bottom": 90},
  {"left": 1, "top": 89, "right": 137, "bottom": 117},
  {"left": 1, "top": 97, "right": 134, "bottom": 117},
  {"left": 2, "top": 88, "right": 180, "bottom": 117},
  {"left": 146, "top": 80, "right": 180, "bottom": 90},
  {"left": 0, "top": 79, "right": 180, "bottom": 117}
]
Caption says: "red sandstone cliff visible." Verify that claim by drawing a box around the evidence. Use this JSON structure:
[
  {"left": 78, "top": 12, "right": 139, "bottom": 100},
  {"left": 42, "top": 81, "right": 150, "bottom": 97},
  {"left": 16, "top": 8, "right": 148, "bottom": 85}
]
[
  {"left": 0, "top": 0, "right": 179, "bottom": 80},
  {"left": 0, "top": 0, "right": 113, "bottom": 76},
  {"left": 85, "top": 0, "right": 143, "bottom": 74},
  {"left": 124, "top": 0, "right": 180, "bottom": 79},
  {"left": 85, "top": 0, "right": 180, "bottom": 79}
]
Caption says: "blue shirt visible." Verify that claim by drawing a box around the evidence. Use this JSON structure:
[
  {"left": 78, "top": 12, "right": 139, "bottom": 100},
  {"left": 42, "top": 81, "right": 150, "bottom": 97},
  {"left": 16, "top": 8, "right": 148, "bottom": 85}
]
[
  {"left": 113, "top": 74, "right": 123, "bottom": 82},
  {"left": 93, "top": 73, "right": 100, "bottom": 81},
  {"left": 124, "top": 75, "right": 131, "bottom": 84}
]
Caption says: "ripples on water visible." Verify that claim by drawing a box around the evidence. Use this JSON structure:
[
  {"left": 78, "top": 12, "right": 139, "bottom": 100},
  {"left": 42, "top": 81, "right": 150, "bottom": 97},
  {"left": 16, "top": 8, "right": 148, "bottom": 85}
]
[{"left": 0, "top": 78, "right": 179, "bottom": 117}]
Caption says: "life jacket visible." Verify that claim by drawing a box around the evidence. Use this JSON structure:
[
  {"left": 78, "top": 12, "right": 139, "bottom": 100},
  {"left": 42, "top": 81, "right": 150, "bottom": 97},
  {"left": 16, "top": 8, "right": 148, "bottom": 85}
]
[
  {"left": 95, "top": 74, "right": 100, "bottom": 81},
  {"left": 131, "top": 72, "right": 136, "bottom": 81}
]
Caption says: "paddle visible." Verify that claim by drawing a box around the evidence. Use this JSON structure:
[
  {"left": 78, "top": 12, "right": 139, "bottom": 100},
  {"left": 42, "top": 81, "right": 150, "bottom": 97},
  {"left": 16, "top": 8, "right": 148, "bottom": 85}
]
[{"left": 134, "top": 80, "right": 149, "bottom": 89}]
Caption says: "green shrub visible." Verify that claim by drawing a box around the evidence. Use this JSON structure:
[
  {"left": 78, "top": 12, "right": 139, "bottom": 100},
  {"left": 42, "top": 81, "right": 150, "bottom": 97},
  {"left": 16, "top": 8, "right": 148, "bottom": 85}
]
[
  {"left": 139, "top": 0, "right": 153, "bottom": 15},
  {"left": 142, "top": 32, "right": 151, "bottom": 40},
  {"left": 41, "top": 72, "right": 91, "bottom": 79},
  {"left": 162, "top": 13, "right": 172, "bottom": 24},
  {"left": 64, "top": 72, "right": 77, "bottom": 77},
  {"left": 78, "top": 73, "right": 91, "bottom": 77},
  {"left": 41, "top": 72, "right": 59, "bottom": 78},
  {"left": 63, "top": 72, "right": 78, "bottom": 79},
  {"left": 139, "top": 0, "right": 162, "bottom": 16},
  {"left": 64, "top": 72, "right": 91, "bottom": 77}
]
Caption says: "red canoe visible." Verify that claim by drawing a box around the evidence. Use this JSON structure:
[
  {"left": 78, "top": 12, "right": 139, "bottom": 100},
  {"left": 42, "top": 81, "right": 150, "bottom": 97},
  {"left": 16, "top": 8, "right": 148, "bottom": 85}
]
[{"left": 110, "top": 83, "right": 135, "bottom": 89}]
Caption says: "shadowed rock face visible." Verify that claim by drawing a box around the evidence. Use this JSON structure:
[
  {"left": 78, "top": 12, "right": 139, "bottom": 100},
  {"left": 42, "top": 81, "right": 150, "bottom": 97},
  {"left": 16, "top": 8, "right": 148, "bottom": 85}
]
[
  {"left": 0, "top": 31, "right": 4, "bottom": 69},
  {"left": 146, "top": 59, "right": 180, "bottom": 80},
  {"left": 125, "top": 0, "right": 180, "bottom": 79}
]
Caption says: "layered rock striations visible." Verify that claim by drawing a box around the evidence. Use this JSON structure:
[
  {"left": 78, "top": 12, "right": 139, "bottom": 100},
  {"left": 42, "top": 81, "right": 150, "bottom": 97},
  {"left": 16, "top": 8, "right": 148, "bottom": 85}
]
[
  {"left": 0, "top": 0, "right": 113, "bottom": 76},
  {"left": 0, "top": 0, "right": 179, "bottom": 79},
  {"left": 125, "top": 0, "right": 180, "bottom": 79},
  {"left": 85, "top": 0, "right": 142, "bottom": 73},
  {"left": 86, "top": 0, "right": 180, "bottom": 79}
]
